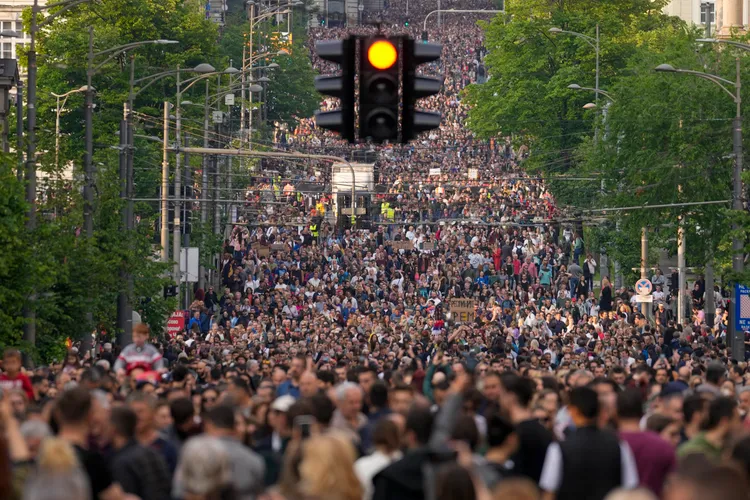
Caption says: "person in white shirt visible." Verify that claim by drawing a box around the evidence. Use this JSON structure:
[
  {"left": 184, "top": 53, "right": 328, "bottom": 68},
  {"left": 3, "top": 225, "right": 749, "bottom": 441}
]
[{"left": 354, "top": 418, "right": 402, "bottom": 500}]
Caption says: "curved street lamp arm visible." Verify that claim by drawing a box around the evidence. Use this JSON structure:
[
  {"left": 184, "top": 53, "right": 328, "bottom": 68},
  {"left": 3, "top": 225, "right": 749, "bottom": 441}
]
[
  {"left": 251, "top": 9, "right": 291, "bottom": 26},
  {"left": 180, "top": 72, "right": 223, "bottom": 93},
  {"left": 91, "top": 41, "right": 175, "bottom": 75},
  {"left": 697, "top": 38, "right": 750, "bottom": 52},
  {"left": 577, "top": 86, "right": 615, "bottom": 101},
  {"left": 555, "top": 29, "right": 596, "bottom": 49},
  {"left": 676, "top": 69, "right": 737, "bottom": 101},
  {"left": 51, "top": 88, "right": 84, "bottom": 98},
  {"left": 132, "top": 71, "right": 178, "bottom": 98},
  {"left": 242, "top": 52, "right": 281, "bottom": 70},
  {"left": 35, "top": 0, "right": 92, "bottom": 29}
]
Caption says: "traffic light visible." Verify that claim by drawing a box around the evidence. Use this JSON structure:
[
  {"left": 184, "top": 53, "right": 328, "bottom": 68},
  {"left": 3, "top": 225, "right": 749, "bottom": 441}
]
[
  {"left": 313, "top": 38, "right": 356, "bottom": 141},
  {"left": 163, "top": 285, "right": 178, "bottom": 299},
  {"left": 402, "top": 38, "right": 443, "bottom": 142},
  {"left": 404, "top": 19, "right": 410, "bottom": 26},
  {"left": 359, "top": 37, "right": 400, "bottom": 143}
]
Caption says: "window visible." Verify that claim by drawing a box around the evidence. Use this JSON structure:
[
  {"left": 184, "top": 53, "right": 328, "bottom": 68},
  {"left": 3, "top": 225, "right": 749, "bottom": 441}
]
[
  {"left": 2, "top": 21, "right": 11, "bottom": 32},
  {"left": 2, "top": 42, "right": 11, "bottom": 59},
  {"left": 15, "top": 22, "right": 24, "bottom": 36},
  {"left": 700, "top": 2, "right": 715, "bottom": 24}
]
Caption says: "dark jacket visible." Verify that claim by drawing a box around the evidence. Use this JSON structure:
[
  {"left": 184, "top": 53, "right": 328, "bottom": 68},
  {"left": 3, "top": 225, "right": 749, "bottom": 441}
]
[
  {"left": 372, "top": 393, "right": 463, "bottom": 500},
  {"left": 110, "top": 441, "right": 171, "bottom": 500},
  {"left": 372, "top": 448, "right": 432, "bottom": 500},
  {"left": 557, "top": 426, "right": 623, "bottom": 500}
]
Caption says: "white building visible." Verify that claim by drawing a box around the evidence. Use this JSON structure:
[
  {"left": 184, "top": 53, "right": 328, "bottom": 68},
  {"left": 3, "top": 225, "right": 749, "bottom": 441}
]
[
  {"left": 0, "top": 0, "right": 36, "bottom": 64},
  {"left": 665, "top": 0, "right": 716, "bottom": 32},
  {"left": 664, "top": 0, "right": 750, "bottom": 35}
]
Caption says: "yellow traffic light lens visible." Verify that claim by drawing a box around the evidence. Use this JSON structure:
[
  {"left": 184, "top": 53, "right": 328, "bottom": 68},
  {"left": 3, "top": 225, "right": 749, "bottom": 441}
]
[{"left": 368, "top": 40, "right": 397, "bottom": 70}]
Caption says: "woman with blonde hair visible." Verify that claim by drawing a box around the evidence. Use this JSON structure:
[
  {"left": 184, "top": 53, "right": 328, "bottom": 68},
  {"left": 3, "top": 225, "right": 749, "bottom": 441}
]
[
  {"left": 298, "top": 432, "right": 363, "bottom": 500},
  {"left": 23, "top": 437, "right": 91, "bottom": 500}
]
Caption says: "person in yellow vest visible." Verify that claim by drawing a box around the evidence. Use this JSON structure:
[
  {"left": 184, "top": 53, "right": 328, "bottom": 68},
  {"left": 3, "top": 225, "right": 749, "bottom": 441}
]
[{"left": 310, "top": 221, "right": 319, "bottom": 239}]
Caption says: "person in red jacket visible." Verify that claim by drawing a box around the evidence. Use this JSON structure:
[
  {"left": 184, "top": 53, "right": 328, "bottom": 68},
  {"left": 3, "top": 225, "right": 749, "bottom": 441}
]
[{"left": 0, "top": 349, "right": 34, "bottom": 401}]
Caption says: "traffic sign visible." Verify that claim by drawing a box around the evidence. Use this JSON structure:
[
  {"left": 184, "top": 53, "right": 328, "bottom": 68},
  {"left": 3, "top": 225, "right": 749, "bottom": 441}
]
[
  {"left": 166, "top": 311, "right": 185, "bottom": 338},
  {"left": 635, "top": 295, "right": 653, "bottom": 303},
  {"left": 635, "top": 278, "right": 653, "bottom": 296},
  {"left": 735, "top": 283, "right": 750, "bottom": 332}
]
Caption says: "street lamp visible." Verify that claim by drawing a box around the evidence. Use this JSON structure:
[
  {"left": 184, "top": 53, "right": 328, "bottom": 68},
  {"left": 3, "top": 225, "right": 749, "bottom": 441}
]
[
  {"left": 567, "top": 83, "right": 615, "bottom": 101},
  {"left": 83, "top": 28, "right": 179, "bottom": 239},
  {"left": 172, "top": 66, "right": 239, "bottom": 291},
  {"left": 550, "top": 25, "right": 600, "bottom": 110},
  {"left": 240, "top": 51, "right": 288, "bottom": 149},
  {"left": 51, "top": 85, "right": 90, "bottom": 170},
  {"left": 655, "top": 59, "right": 744, "bottom": 360},
  {"left": 83, "top": 34, "right": 179, "bottom": 348},
  {"left": 697, "top": 38, "right": 750, "bottom": 51}
]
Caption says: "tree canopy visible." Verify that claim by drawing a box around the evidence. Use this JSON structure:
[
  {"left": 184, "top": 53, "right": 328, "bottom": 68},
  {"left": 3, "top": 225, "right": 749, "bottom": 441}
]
[{"left": 466, "top": 0, "right": 750, "bottom": 284}]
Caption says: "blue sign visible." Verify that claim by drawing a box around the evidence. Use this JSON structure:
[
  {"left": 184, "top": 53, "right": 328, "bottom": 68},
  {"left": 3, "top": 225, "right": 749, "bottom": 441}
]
[
  {"left": 735, "top": 283, "right": 750, "bottom": 333},
  {"left": 635, "top": 278, "right": 652, "bottom": 296}
]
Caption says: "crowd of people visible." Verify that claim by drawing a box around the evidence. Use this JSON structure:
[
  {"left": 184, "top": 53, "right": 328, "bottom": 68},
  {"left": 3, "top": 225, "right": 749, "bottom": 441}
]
[{"left": 4, "top": 2, "right": 750, "bottom": 500}]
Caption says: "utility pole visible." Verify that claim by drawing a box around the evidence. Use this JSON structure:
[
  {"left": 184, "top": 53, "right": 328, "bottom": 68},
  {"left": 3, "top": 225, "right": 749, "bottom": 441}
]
[
  {"left": 84, "top": 26, "right": 94, "bottom": 238},
  {"left": 161, "top": 102, "right": 170, "bottom": 262},
  {"left": 173, "top": 70, "right": 183, "bottom": 295},
  {"left": 640, "top": 227, "right": 649, "bottom": 317},
  {"left": 15, "top": 78, "right": 22, "bottom": 181},
  {"left": 116, "top": 109, "right": 130, "bottom": 345},
  {"left": 731, "top": 56, "right": 745, "bottom": 361},
  {"left": 199, "top": 79, "right": 209, "bottom": 291},
  {"left": 23, "top": 0, "right": 39, "bottom": 348}
]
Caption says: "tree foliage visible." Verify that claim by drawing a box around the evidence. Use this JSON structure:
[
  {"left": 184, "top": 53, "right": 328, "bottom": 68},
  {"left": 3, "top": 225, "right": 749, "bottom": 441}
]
[
  {"left": 467, "top": 0, "right": 750, "bottom": 283},
  {"left": 5, "top": 0, "right": 218, "bottom": 360},
  {"left": 464, "top": 0, "right": 681, "bottom": 205}
]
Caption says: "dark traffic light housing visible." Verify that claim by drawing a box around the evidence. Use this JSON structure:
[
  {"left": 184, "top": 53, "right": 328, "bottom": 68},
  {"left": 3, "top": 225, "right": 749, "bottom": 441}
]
[
  {"left": 359, "top": 37, "right": 400, "bottom": 143},
  {"left": 313, "top": 38, "right": 356, "bottom": 142},
  {"left": 402, "top": 38, "right": 443, "bottom": 142},
  {"left": 313, "top": 35, "right": 442, "bottom": 144}
]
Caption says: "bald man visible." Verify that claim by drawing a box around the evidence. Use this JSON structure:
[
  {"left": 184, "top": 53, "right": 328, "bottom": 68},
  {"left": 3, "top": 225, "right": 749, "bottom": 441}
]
[{"left": 299, "top": 371, "right": 320, "bottom": 398}]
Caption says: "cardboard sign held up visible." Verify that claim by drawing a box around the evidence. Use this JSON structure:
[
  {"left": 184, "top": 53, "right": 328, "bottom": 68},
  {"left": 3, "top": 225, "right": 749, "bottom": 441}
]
[
  {"left": 422, "top": 241, "right": 436, "bottom": 251},
  {"left": 391, "top": 240, "right": 414, "bottom": 251},
  {"left": 251, "top": 242, "right": 270, "bottom": 258},
  {"left": 450, "top": 298, "right": 476, "bottom": 322},
  {"left": 271, "top": 243, "right": 288, "bottom": 251}
]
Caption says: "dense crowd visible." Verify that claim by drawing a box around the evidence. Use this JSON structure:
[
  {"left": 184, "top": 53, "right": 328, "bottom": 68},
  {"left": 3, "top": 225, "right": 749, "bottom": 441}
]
[{"left": 4, "top": 2, "right": 750, "bottom": 500}]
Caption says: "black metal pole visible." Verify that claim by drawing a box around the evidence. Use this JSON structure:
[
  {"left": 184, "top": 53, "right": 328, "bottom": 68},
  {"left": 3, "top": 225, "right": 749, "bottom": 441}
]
[
  {"left": 117, "top": 116, "right": 128, "bottom": 345},
  {"left": 23, "top": 0, "right": 38, "bottom": 348},
  {"left": 83, "top": 26, "right": 94, "bottom": 238},
  {"left": 731, "top": 58, "right": 744, "bottom": 361},
  {"left": 15, "top": 78, "right": 22, "bottom": 181}
]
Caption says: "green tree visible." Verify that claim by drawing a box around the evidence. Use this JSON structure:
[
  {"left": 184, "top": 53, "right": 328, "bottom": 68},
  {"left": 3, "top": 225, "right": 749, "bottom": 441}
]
[
  {"left": 10, "top": 0, "right": 218, "bottom": 358},
  {"left": 263, "top": 35, "right": 319, "bottom": 127},
  {"left": 582, "top": 31, "right": 746, "bottom": 283},
  {"left": 464, "top": 0, "right": 681, "bottom": 206}
]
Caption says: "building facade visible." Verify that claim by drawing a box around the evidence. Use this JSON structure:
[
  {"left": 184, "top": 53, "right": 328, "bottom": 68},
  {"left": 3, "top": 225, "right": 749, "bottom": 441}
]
[
  {"left": 0, "top": 0, "right": 36, "bottom": 65},
  {"left": 664, "top": 0, "right": 750, "bottom": 36}
]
